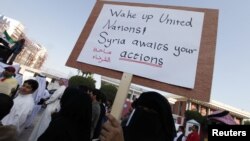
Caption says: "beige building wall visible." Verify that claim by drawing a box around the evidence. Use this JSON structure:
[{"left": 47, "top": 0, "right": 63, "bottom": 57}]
[{"left": 0, "top": 15, "right": 48, "bottom": 69}]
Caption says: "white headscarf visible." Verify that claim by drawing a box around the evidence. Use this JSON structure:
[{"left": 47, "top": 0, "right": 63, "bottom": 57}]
[{"left": 33, "top": 75, "right": 46, "bottom": 104}]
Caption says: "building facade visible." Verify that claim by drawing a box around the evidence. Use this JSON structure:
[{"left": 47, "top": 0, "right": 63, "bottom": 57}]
[
  {"left": 0, "top": 15, "right": 47, "bottom": 69},
  {"left": 15, "top": 40, "right": 47, "bottom": 69},
  {"left": 101, "top": 76, "right": 250, "bottom": 125},
  {"left": 0, "top": 15, "right": 24, "bottom": 41},
  {"left": 172, "top": 98, "right": 250, "bottom": 125}
]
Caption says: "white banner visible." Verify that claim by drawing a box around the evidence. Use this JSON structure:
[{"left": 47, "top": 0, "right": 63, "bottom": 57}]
[{"left": 77, "top": 4, "right": 204, "bottom": 88}]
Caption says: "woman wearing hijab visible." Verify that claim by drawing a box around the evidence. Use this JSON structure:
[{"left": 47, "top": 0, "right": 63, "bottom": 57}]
[
  {"left": 207, "top": 110, "right": 237, "bottom": 125},
  {"left": 37, "top": 86, "right": 92, "bottom": 141},
  {"left": 100, "top": 91, "right": 176, "bottom": 141}
]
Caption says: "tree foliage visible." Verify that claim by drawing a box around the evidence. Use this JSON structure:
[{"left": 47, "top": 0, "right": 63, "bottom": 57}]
[
  {"left": 244, "top": 120, "right": 250, "bottom": 125},
  {"left": 185, "top": 110, "right": 204, "bottom": 123},
  {"left": 68, "top": 75, "right": 96, "bottom": 89},
  {"left": 77, "top": 69, "right": 92, "bottom": 77},
  {"left": 184, "top": 110, "right": 207, "bottom": 131},
  {"left": 100, "top": 84, "right": 118, "bottom": 103}
]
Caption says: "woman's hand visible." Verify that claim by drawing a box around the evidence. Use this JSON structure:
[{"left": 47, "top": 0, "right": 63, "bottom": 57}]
[{"left": 100, "top": 114, "right": 124, "bottom": 141}]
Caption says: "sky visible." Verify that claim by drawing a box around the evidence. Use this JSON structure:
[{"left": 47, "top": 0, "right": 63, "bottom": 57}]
[{"left": 1, "top": 0, "right": 250, "bottom": 112}]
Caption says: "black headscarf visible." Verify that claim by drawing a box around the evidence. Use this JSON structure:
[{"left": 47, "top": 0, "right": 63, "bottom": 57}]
[
  {"left": 207, "top": 110, "right": 237, "bottom": 125},
  {"left": 123, "top": 91, "right": 176, "bottom": 141},
  {"left": 38, "top": 87, "right": 92, "bottom": 141}
]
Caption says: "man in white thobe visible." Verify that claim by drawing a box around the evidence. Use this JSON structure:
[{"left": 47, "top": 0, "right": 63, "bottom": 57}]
[
  {"left": 28, "top": 78, "right": 67, "bottom": 141},
  {"left": 24, "top": 74, "right": 49, "bottom": 128},
  {"left": 2, "top": 79, "right": 39, "bottom": 134}
]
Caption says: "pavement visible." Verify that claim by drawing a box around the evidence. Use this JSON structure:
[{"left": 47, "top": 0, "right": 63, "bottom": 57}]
[
  {"left": 18, "top": 109, "right": 44, "bottom": 141},
  {"left": 19, "top": 125, "right": 35, "bottom": 141}
]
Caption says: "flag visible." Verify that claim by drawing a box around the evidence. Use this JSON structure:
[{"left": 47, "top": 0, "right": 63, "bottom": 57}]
[{"left": 3, "top": 30, "right": 15, "bottom": 44}]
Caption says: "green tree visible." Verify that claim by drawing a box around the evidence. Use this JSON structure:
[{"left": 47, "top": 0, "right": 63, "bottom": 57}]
[
  {"left": 184, "top": 110, "right": 207, "bottom": 132},
  {"left": 100, "top": 84, "right": 118, "bottom": 104},
  {"left": 77, "top": 69, "right": 92, "bottom": 77},
  {"left": 184, "top": 110, "right": 204, "bottom": 123},
  {"left": 243, "top": 120, "right": 250, "bottom": 125},
  {"left": 68, "top": 75, "right": 96, "bottom": 89}
]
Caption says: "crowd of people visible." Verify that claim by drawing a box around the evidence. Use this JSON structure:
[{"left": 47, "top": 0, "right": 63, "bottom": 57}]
[
  {"left": 0, "top": 64, "right": 238, "bottom": 141},
  {"left": 0, "top": 64, "right": 115, "bottom": 141}
]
